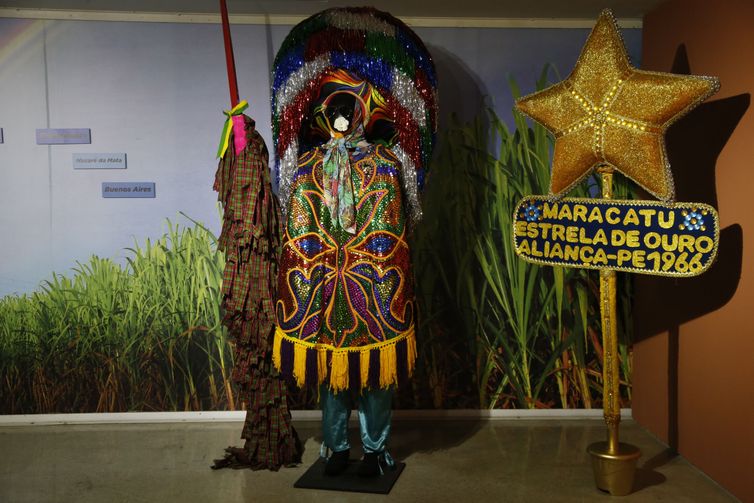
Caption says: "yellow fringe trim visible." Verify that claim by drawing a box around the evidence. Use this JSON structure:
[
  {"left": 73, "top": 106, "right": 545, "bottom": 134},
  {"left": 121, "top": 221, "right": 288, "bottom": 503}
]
[
  {"left": 317, "top": 349, "right": 328, "bottom": 385},
  {"left": 407, "top": 332, "right": 416, "bottom": 375},
  {"left": 272, "top": 326, "right": 416, "bottom": 391},
  {"left": 293, "top": 343, "right": 307, "bottom": 387},
  {"left": 380, "top": 344, "right": 396, "bottom": 388},
  {"left": 272, "top": 328, "right": 282, "bottom": 371},
  {"left": 360, "top": 350, "right": 370, "bottom": 390},
  {"left": 331, "top": 352, "right": 349, "bottom": 391}
]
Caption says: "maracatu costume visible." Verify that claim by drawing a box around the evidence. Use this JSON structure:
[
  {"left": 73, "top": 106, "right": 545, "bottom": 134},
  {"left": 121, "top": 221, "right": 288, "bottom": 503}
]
[{"left": 272, "top": 132, "right": 417, "bottom": 392}]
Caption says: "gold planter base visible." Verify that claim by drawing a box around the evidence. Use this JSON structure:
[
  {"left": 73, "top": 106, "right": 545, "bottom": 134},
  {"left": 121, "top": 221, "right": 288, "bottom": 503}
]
[{"left": 587, "top": 441, "right": 641, "bottom": 496}]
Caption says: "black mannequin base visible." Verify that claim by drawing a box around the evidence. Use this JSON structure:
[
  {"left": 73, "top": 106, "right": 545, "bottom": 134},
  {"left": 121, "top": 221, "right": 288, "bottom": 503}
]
[{"left": 294, "top": 457, "right": 405, "bottom": 494}]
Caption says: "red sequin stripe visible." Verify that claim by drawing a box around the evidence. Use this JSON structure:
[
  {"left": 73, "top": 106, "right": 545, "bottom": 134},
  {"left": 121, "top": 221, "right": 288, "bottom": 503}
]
[
  {"left": 384, "top": 93, "right": 422, "bottom": 168},
  {"left": 276, "top": 72, "right": 329, "bottom": 157},
  {"left": 304, "top": 26, "right": 367, "bottom": 62},
  {"left": 415, "top": 69, "right": 437, "bottom": 131}
]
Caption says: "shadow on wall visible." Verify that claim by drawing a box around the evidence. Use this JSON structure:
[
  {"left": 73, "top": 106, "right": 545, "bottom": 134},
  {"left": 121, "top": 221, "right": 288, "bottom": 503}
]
[
  {"left": 633, "top": 44, "right": 749, "bottom": 451},
  {"left": 428, "top": 44, "right": 489, "bottom": 132},
  {"left": 387, "top": 45, "right": 490, "bottom": 453},
  {"left": 635, "top": 45, "right": 748, "bottom": 338}
]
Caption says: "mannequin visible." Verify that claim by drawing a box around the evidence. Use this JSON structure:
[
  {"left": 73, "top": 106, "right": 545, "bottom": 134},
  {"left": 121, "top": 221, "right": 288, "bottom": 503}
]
[{"left": 273, "top": 87, "right": 417, "bottom": 477}]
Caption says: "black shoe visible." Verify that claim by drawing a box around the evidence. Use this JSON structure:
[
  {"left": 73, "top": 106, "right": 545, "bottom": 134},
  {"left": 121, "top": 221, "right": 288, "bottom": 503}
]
[
  {"left": 324, "top": 449, "right": 350, "bottom": 476},
  {"left": 357, "top": 452, "right": 381, "bottom": 477}
]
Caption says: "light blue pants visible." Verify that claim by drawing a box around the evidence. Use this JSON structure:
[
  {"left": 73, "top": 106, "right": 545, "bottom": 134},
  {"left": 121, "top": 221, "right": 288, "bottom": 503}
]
[{"left": 320, "top": 385, "right": 395, "bottom": 467}]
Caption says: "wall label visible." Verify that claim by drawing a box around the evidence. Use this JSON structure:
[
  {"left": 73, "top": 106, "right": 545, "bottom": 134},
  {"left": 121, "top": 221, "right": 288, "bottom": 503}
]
[
  {"left": 513, "top": 196, "right": 719, "bottom": 277},
  {"left": 102, "top": 182, "right": 155, "bottom": 198},
  {"left": 0, "top": 128, "right": 4, "bottom": 144},
  {"left": 73, "top": 153, "right": 127, "bottom": 169},
  {"left": 36, "top": 128, "right": 91, "bottom": 145}
]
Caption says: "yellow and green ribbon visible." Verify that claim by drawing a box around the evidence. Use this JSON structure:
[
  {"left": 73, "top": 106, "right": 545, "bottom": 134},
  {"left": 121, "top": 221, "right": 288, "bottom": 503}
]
[{"left": 216, "top": 100, "right": 249, "bottom": 159}]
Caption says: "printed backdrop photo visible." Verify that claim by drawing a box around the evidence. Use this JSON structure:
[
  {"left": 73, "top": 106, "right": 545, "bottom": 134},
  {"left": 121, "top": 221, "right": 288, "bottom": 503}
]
[{"left": 0, "top": 17, "right": 641, "bottom": 414}]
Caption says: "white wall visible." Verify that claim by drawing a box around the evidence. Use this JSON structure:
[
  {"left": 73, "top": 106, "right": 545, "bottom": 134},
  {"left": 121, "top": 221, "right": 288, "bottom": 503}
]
[{"left": 0, "top": 17, "right": 641, "bottom": 297}]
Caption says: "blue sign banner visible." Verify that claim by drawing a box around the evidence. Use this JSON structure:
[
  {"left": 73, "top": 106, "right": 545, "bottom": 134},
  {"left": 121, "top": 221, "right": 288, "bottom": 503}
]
[
  {"left": 73, "top": 153, "right": 127, "bottom": 169},
  {"left": 513, "top": 196, "right": 719, "bottom": 277},
  {"left": 36, "top": 128, "right": 91, "bottom": 145},
  {"left": 102, "top": 182, "right": 155, "bottom": 198}
]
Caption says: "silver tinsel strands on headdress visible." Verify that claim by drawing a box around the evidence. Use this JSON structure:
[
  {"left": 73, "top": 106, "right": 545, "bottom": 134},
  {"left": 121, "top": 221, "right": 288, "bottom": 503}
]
[
  {"left": 278, "top": 143, "right": 299, "bottom": 217},
  {"left": 392, "top": 144, "right": 422, "bottom": 228},
  {"left": 325, "top": 10, "right": 396, "bottom": 37},
  {"left": 275, "top": 55, "right": 331, "bottom": 115},
  {"left": 391, "top": 69, "right": 427, "bottom": 128}
]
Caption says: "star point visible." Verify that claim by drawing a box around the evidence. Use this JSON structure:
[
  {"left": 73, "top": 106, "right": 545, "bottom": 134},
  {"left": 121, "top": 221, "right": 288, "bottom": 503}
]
[{"left": 516, "top": 9, "right": 719, "bottom": 201}]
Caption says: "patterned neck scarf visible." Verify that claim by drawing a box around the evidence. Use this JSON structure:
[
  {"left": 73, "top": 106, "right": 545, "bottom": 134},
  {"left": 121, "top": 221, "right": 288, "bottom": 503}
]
[{"left": 321, "top": 123, "right": 368, "bottom": 234}]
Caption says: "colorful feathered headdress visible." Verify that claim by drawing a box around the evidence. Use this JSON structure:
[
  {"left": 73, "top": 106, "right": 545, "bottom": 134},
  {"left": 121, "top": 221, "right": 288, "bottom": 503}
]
[{"left": 271, "top": 6, "right": 439, "bottom": 226}]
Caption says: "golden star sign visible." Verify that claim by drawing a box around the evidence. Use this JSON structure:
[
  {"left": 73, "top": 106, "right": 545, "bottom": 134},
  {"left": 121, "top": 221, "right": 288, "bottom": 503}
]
[{"left": 515, "top": 9, "right": 719, "bottom": 201}]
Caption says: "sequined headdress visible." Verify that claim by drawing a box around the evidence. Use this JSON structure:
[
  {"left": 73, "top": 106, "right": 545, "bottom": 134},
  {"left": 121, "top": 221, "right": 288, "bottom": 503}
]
[{"left": 271, "top": 6, "right": 439, "bottom": 227}]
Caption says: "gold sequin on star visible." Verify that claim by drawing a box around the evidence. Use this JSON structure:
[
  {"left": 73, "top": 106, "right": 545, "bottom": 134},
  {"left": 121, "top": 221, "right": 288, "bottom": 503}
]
[{"left": 516, "top": 9, "right": 719, "bottom": 201}]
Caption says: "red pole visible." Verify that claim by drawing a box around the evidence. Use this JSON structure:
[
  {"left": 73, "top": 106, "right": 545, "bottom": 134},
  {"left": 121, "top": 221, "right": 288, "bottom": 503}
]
[{"left": 219, "top": 0, "right": 240, "bottom": 107}]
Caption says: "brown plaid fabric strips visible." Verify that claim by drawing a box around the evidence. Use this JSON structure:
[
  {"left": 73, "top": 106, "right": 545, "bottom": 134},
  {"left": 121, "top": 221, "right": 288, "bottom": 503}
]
[{"left": 211, "top": 115, "right": 301, "bottom": 470}]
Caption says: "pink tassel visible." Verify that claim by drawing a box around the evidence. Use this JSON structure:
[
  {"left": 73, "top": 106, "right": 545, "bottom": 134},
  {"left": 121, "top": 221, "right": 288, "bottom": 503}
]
[{"left": 232, "top": 115, "right": 248, "bottom": 154}]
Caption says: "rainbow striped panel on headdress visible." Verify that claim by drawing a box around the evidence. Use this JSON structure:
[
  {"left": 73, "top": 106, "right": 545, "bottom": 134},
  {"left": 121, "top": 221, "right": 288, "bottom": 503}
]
[{"left": 271, "top": 7, "right": 439, "bottom": 226}]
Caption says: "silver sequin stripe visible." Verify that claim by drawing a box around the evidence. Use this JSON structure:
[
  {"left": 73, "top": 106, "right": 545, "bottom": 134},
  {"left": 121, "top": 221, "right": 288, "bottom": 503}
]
[
  {"left": 324, "top": 10, "right": 397, "bottom": 38},
  {"left": 278, "top": 142, "right": 299, "bottom": 219},
  {"left": 392, "top": 143, "right": 423, "bottom": 228},
  {"left": 391, "top": 69, "right": 429, "bottom": 128},
  {"left": 274, "top": 55, "right": 331, "bottom": 116}
]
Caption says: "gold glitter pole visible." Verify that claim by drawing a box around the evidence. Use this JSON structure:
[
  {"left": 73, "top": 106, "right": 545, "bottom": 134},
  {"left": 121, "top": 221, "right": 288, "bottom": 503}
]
[
  {"left": 599, "top": 167, "right": 621, "bottom": 454},
  {"left": 587, "top": 165, "right": 641, "bottom": 496}
]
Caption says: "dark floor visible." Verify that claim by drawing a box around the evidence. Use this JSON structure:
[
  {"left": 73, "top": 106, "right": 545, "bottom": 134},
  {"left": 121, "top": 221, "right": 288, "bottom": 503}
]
[{"left": 0, "top": 418, "right": 737, "bottom": 502}]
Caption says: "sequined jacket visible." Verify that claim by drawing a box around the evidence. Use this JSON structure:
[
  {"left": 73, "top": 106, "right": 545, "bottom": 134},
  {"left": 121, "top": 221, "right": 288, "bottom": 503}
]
[{"left": 272, "top": 143, "right": 417, "bottom": 392}]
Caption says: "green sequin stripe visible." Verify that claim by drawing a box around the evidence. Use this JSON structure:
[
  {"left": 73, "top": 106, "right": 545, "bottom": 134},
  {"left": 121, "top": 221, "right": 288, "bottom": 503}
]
[{"left": 365, "top": 32, "right": 415, "bottom": 76}]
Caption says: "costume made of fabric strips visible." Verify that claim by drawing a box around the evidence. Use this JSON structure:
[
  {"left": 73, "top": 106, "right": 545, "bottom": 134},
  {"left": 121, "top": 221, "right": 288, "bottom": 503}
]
[
  {"left": 212, "top": 114, "right": 301, "bottom": 470},
  {"left": 272, "top": 141, "right": 417, "bottom": 392}
]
